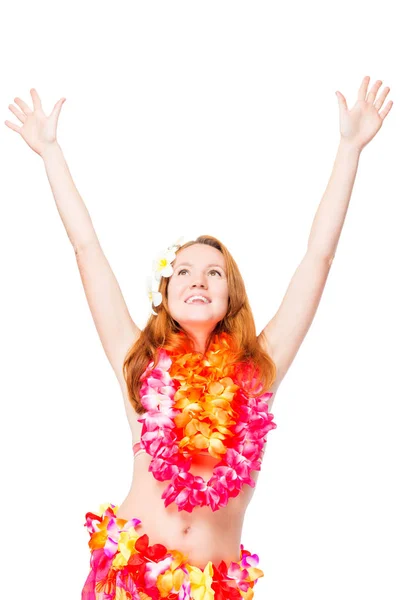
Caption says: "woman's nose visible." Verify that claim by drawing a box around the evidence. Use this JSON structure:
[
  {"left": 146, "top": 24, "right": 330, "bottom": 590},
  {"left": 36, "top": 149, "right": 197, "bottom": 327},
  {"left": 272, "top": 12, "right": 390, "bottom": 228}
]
[{"left": 190, "top": 275, "right": 207, "bottom": 288}]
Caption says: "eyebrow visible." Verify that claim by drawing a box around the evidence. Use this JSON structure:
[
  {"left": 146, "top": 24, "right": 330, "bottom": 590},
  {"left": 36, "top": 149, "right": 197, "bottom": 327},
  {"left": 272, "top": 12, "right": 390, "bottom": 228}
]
[{"left": 174, "top": 262, "right": 225, "bottom": 270}]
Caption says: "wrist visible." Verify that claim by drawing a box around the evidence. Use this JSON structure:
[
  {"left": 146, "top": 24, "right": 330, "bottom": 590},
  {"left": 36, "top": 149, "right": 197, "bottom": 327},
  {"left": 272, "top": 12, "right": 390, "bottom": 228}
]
[
  {"left": 338, "top": 138, "right": 363, "bottom": 156},
  {"left": 40, "top": 141, "right": 62, "bottom": 161}
]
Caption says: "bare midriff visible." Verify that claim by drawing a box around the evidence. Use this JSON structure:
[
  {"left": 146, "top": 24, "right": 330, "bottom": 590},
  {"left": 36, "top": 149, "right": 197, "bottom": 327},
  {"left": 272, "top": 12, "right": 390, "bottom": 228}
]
[{"left": 116, "top": 381, "right": 274, "bottom": 569}]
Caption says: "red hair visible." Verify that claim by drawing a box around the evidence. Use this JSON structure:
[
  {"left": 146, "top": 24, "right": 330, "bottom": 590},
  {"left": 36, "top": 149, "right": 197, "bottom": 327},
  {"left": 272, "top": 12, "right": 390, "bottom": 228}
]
[{"left": 123, "top": 235, "right": 276, "bottom": 415}]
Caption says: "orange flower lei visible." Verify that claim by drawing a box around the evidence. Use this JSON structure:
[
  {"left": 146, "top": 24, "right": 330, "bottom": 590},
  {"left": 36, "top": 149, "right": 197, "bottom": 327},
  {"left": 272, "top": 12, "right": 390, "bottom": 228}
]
[{"left": 137, "top": 332, "right": 277, "bottom": 512}]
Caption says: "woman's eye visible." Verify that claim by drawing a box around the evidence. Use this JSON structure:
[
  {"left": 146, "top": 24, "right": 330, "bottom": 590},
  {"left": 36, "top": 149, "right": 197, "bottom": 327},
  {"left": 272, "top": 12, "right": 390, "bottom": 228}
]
[{"left": 177, "top": 269, "right": 221, "bottom": 276}]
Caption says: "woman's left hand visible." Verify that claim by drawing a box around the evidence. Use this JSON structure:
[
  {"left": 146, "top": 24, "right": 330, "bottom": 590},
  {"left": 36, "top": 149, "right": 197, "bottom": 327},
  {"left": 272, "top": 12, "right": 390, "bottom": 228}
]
[{"left": 336, "top": 75, "right": 393, "bottom": 152}]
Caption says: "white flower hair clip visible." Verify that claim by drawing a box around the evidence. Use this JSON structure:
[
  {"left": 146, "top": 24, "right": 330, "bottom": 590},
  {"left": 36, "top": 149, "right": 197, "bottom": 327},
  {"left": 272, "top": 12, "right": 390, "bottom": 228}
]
[{"left": 147, "top": 236, "right": 185, "bottom": 315}]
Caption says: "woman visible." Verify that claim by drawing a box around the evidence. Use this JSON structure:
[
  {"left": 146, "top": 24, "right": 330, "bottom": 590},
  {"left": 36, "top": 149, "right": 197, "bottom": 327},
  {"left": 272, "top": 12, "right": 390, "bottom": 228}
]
[{"left": 5, "top": 75, "right": 393, "bottom": 599}]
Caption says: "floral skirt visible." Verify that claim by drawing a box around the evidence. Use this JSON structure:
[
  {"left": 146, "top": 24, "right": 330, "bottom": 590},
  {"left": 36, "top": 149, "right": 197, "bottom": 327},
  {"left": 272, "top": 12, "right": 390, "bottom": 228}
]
[{"left": 81, "top": 503, "right": 264, "bottom": 600}]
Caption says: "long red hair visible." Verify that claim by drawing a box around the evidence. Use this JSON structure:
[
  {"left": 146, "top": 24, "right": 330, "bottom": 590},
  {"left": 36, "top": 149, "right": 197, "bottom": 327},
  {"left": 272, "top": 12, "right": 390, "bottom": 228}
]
[{"left": 123, "top": 235, "right": 276, "bottom": 415}]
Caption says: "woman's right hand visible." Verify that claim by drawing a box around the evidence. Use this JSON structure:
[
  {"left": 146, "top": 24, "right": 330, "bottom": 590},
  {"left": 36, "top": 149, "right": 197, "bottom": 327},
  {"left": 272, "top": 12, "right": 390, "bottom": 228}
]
[{"left": 4, "top": 88, "right": 66, "bottom": 157}]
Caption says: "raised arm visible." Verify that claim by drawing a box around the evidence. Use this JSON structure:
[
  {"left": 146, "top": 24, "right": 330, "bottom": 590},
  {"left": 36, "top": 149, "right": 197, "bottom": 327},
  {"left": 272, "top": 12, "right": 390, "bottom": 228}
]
[
  {"left": 259, "top": 75, "right": 393, "bottom": 386},
  {"left": 5, "top": 89, "right": 141, "bottom": 384}
]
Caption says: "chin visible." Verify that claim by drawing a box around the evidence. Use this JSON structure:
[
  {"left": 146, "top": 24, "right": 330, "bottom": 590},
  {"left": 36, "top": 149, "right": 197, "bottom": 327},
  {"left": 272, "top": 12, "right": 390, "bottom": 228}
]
[
  {"left": 173, "top": 313, "right": 219, "bottom": 325},
  {"left": 180, "top": 317, "right": 218, "bottom": 325}
]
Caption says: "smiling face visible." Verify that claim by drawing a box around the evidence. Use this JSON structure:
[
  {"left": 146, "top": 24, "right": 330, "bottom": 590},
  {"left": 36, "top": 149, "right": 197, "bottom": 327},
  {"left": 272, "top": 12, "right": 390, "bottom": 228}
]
[{"left": 167, "top": 243, "right": 229, "bottom": 333}]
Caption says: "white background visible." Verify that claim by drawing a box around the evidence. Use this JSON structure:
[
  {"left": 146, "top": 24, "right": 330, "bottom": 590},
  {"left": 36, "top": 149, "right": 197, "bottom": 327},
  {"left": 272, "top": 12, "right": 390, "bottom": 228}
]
[{"left": 1, "top": 2, "right": 399, "bottom": 599}]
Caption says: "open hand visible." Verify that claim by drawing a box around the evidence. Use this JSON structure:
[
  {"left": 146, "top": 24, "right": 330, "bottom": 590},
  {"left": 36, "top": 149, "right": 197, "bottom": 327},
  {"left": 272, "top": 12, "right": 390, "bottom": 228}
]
[
  {"left": 336, "top": 76, "right": 393, "bottom": 152},
  {"left": 5, "top": 88, "right": 66, "bottom": 157}
]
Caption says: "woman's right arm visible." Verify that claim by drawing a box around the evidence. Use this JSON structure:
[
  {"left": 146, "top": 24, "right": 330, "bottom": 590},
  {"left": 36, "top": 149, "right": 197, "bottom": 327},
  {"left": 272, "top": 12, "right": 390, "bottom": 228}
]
[
  {"left": 41, "top": 141, "right": 100, "bottom": 253},
  {"left": 41, "top": 142, "right": 141, "bottom": 384},
  {"left": 5, "top": 90, "right": 141, "bottom": 385}
]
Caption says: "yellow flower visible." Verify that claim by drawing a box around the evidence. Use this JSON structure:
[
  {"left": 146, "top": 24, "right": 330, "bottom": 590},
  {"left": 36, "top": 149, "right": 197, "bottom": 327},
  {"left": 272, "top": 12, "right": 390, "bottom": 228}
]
[
  {"left": 156, "top": 549, "right": 189, "bottom": 596},
  {"left": 187, "top": 561, "right": 215, "bottom": 600},
  {"left": 239, "top": 588, "right": 254, "bottom": 600},
  {"left": 112, "top": 530, "right": 140, "bottom": 569},
  {"left": 157, "top": 567, "right": 187, "bottom": 596},
  {"left": 245, "top": 566, "right": 264, "bottom": 582},
  {"left": 99, "top": 502, "right": 118, "bottom": 514}
]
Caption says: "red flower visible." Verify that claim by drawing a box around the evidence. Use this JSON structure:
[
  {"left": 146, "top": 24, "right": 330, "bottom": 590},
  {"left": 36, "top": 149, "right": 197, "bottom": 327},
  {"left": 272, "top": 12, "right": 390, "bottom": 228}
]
[
  {"left": 134, "top": 533, "right": 169, "bottom": 561},
  {"left": 211, "top": 562, "right": 242, "bottom": 600}
]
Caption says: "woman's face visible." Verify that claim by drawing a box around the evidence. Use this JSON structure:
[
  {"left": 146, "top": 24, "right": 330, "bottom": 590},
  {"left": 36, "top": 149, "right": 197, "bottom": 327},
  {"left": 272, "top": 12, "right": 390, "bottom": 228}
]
[{"left": 167, "top": 244, "right": 229, "bottom": 330}]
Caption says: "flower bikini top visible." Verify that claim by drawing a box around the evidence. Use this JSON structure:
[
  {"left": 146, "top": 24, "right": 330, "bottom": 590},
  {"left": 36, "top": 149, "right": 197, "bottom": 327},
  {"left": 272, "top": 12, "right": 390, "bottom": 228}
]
[{"left": 135, "top": 332, "right": 277, "bottom": 513}]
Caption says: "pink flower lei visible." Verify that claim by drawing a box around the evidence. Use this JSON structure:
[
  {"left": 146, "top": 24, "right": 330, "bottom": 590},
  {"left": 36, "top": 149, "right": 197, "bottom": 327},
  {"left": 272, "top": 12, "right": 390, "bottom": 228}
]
[{"left": 137, "top": 333, "right": 277, "bottom": 513}]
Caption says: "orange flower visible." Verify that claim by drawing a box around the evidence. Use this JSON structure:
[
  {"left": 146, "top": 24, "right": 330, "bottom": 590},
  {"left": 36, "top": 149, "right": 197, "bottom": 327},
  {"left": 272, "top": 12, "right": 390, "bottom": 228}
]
[{"left": 169, "top": 336, "right": 241, "bottom": 461}]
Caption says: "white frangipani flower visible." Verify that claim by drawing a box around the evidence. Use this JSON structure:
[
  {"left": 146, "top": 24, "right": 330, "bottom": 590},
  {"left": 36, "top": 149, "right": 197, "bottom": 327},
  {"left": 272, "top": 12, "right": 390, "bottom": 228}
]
[
  {"left": 147, "top": 236, "right": 185, "bottom": 315},
  {"left": 147, "top": 277, "right": 162, "bottom": 315},
  {"left": 152, "top": 248, "right": 176, "bottom": 281},
  {"left": 167, "top": 235, "right": 185, "bottom": 253}
]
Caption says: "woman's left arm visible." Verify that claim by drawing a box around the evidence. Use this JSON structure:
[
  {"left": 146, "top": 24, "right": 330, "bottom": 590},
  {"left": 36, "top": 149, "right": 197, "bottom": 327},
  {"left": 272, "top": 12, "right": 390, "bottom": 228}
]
[{"left": 259, "top": 75, "right": 393, "bottom": 385}]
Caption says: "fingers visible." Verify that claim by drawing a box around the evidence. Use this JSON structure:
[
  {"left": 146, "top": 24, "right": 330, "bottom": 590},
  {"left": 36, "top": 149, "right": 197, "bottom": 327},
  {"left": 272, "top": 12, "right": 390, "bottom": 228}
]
[
  {"left": 5, "top": 101, "right": 26, "bottom": 132},
  {"left": 356, "top": 75, "right": 393, "bottom": 119},
  {"left": 336, "top": 90, "right": 348, "bottom": 111},
  {"left": 14, "top": 95, "right": 33, "bottom": 115},
  {"left": 30, "top": 88, "right": 43, "bottom": 111},
  {"left": 374, "top": 85, "right": 394, "bottom": 122},
  {"left": 4, "top": 119, "right": 21, "bottom": 133},
  {"left": 358, "top": 75, "right": 370, "bottom": 102},
  {"left": 366, "top": 79, "right": 383, "bottom": 104},
  {"left": 379, "top": 99, "right": 394, "bottom": 121},
  {"left": 4, "top": 89, "right": 38, "bottom": 133},
  {"left": 375, "top": 86, "right": 390, "bottom": 111},
  {"left": 10, "top": 88, "right": 42, "bottom": 115},
  {"left": 52, "top": 97, "right": 66, "bottom": 118},
  {"left": 8, "top": 103, "right": 26, "bottom": 123},
  {"left": 365, "top": 77, "right": 394, "bottom": 120}
]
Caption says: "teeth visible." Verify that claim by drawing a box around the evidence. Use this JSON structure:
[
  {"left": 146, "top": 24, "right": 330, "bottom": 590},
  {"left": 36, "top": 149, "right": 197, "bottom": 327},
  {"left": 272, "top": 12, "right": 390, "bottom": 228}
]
[{"left": 186, "top": 295, "right": 209, "bottom": 304}]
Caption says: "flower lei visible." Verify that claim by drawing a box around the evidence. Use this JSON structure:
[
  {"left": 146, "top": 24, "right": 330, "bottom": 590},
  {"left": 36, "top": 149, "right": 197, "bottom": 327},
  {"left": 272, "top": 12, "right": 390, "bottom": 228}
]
[
  {"left": 83, "top": 503, "right": 264, "bottom": 600},
  {"left": 137, "top": 332, "right": 277, "bottom": 513}
]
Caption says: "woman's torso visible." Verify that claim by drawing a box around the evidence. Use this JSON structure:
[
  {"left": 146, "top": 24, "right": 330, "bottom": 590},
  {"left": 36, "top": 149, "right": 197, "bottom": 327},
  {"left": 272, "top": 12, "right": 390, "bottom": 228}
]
[{"left": 115, "top": 377, "right": 278, "bottom": 568}]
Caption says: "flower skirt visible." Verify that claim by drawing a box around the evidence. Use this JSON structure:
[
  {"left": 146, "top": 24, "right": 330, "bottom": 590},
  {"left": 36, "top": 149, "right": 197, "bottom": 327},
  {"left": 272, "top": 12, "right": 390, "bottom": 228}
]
[{"left": 81, "top": 503, "right": 264, "bottom": 600}]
